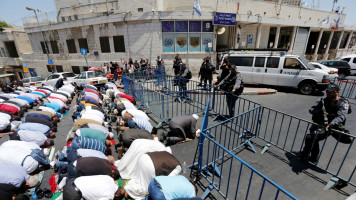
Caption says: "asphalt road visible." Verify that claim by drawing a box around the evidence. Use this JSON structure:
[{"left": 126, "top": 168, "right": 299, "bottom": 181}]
[{"left": 1, "top": 77, "right": 355, "bottom": 199}]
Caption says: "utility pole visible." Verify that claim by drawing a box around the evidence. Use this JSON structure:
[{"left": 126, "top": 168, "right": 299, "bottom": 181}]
[{"left": 26, "top": 7, "right": 53, "bottom": 73}]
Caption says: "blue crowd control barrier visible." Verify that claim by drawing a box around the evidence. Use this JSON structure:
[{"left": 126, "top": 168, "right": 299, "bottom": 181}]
[
  {"left": 257, "top": 107, "right": 356, "bottom": 189},
  {"left": 192, "top": 100, "right": 298, "bottom": 200},
  {"left": 334, "top": 78, "right": 356, "bottom": 99}
]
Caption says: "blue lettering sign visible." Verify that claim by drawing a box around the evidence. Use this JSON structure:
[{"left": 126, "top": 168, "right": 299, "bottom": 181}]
[{"left": 213, "top": 12, "right": 236, "bottom": 26}]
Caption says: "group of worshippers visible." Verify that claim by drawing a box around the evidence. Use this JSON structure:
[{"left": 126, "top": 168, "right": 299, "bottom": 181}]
[
  {"left": 0, "top": 82, "right": 76, "bottom": 199},
  {"left": 47, "top": 84, "right": 118, "bottom": 200},
  {"left": 48, "top": 82, "right": 201, "bottom": 199}
]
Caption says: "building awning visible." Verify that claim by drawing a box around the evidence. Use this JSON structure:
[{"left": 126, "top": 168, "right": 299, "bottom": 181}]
[{"left": 0, "top": 74, "right": 15, "bottom": 78}]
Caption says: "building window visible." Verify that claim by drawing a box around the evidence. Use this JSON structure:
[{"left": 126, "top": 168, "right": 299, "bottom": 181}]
[
  {"left": 62, "top": 17, "right": 65, "bottom": 22},
  {"left": 113, "top": 36, "right": 125, "bottom": 52},
  {"left": 66, "top": 39, "right": 77, "bottom": 53},
  {"left": 138, "top": 8, "right": 143, "bottom": 12},
  {"left": 267, "top": 27, "right": 277, "bottom": 48},
  {"left": 0, "top": 49, "right": 3, "bottom": 57},
  {"left": 349, "top": 33, "right": 356, "bottom": 48},
  {"left": 71, "top": 66, "right": 81, "bottom": 74},
  {"left": 162, "top": 21, "right": 214, "bottom": 53},
  {"left": 100, "top": 37, "right": 111, "bottom": 53},
  {"left": 330, "top": 31, "right": 341, "bottom": 50},
  {"left": 74, "top": 15, "right": 78, "bottom": 20},
  {"left": 339, "top": 33, "right": 350, "bottom": 49},
  {"left": 78, "top": 38, "right": 89, "bottom": 53},
  {"left": 277, "top": 27, "right": 293, "bottom": 49},
  {"left": 50, "top": 41, "right": 59, "bottom": 54},
  {"left": 40, "top": 42, "right": 49, "bottom": 54},
  {"left": 4, "top": 41, "right": 19, "bottom": 57},
  {"left": 56, "top": 65, "right": 63, "bottom": 72},
  {"left": 83, "top": 66, "right": 89, "bottom": 71},
  {"left": 47, "top": 65, "right": 53, "bottom": 72}
]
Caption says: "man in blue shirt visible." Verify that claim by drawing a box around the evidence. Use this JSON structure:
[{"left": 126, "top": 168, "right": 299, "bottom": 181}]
[{"left": 144, "top": 175, "right": 198, "bottom": 200}]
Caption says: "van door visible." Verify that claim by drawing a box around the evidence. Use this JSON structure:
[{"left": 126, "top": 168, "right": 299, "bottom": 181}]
[
  {"left": 229, "top": 56, "right": 254, "bottom": 83},
  {"left": 262, "top": 57, "right": 280, "bottom": 85},
  {"left": 278, "top": 57, "right": 304, "bottom": 87},
  {"left": 251, "top": 57, "right": 266, "bottom": 84}
]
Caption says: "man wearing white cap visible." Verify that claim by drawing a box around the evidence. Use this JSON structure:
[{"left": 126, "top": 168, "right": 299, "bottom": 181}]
[{"left": 163, "top": 114, "right": 200, "bottom": 146}]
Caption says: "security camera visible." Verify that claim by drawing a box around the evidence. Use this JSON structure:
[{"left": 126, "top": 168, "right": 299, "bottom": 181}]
[{"left": 152, "top": 9, "right": 155, "bottom": 12}]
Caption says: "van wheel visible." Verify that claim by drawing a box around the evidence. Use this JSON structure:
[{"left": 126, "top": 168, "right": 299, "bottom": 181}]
[{"left": 299, "top": 81, "right": 315, "bottom": 95}]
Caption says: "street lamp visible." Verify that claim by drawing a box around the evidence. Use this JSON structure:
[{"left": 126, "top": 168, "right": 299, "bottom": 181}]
[{"left": 26, "top": 6, "right": 53, "bottom": 73}]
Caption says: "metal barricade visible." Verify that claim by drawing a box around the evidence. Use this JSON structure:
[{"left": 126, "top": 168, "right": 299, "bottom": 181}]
[
  {"left": 334, "top": 78, "right": 356, "bottom": 99},
  {"left": 192, "top": 100, "right": 298, "bottom": 200},
  {"left": 143, "top": 79, "right": 213, "bottom": 128},
  {"left": 257, "top": 107, "right": 356, "bottom": 189}
]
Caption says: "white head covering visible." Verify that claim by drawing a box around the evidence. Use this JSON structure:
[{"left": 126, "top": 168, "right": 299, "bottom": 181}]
[
  {"left": 108, "top": 132, "right": 114, "bottom": 139},
  {"left": 192, "top": 114, "right": 199, "bottom": 120}
]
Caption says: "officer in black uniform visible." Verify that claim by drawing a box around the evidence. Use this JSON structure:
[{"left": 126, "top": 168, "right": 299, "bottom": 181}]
[
  {"left": 197, "top": 57, "right": 206, "bottom": 86},
  {"left": 299, "top": 84, "right": 351, "bottom": 163},
  {"left": 204, "top": 56, "right": 215, "bottom": 88},
  {"left": 217, "top": 57, "right": 230, "bottom": 84},
  {"left": 217, "top": 65, "right": 243, "bottom": 118}
]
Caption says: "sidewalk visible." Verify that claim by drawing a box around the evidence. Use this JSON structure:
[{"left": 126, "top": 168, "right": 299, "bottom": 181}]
[{"left": 190, "top": 74, "right": 277, "bottom": 95}]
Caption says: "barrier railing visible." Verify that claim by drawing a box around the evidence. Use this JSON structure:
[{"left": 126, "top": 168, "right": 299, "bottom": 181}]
[
  {"left": 192, "top": 100, "right": 298, "bottom": 200},
  {"left": 334, "top": 78, "right": 356, "bottom": 100},
  {"left": 257, "top": 107, "right": 356, "bottom": 189},
  {"left": 142, "top": 80, "right": 213, "bottom": 128}
]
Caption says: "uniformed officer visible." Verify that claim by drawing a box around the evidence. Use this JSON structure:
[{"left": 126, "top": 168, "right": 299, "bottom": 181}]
[
  {"left": 216, "top": 65, "right": 243, "bottom": 118},
  {"left": 204, "top": 56, "right": 215, "bottom": 88},
  {"left": 299, "top": 84, "right": 351, "bottom": 163},
  {"left": 197, "top": 57, "right": 206, "bottom": 86}
]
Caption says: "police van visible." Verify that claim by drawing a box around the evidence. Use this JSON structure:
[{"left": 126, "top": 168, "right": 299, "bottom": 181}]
[
  {"left": 340, "top": 54, "right": 356, "bottom": 75},
  {"left": 220, "top": 50, "right": 330, "bottom": 95}
]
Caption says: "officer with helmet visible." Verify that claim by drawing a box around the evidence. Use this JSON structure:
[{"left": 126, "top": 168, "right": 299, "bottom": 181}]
[{"left": 299, "top": 83, "right": 352, "bottom": 163}]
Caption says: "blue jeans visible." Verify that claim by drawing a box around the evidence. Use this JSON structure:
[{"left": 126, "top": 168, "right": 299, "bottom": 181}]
[
  {"left": 226, "top": 92, "right": 238, "bottom": 118},
  {"left": 143, "top": 179, "right": 166, "bottom": 200},
  {"left": 179, "top": 79, "right": 188, "bottom": 98}
]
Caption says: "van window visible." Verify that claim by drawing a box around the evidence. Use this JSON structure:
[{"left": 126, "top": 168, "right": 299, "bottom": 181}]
[
  {"left": 88, "top": 72, "right": 95, "bottom": 78},
  {"left": 312, "top": 64, "right": 321, "bottom": 69},
  {"left": 255, "top": 57, "right": 265, "bottom": 67},
  {"left": 342, "top": 57, "right": 351, "bottom": 62},
  {"left": 266, "top": 57, "right": 279, "bottom": 68},
  {"left": 284, "top": 58, "right": 303, "bottom": 69},
  {"left": 353, "top": 58, "right": 356, "bottom": 64},
  {"left": 229, "top": 57, "right": 253, "bottom": 67},
  {"left": 324, "top": 62, "right": 334, "bottom": 66}
]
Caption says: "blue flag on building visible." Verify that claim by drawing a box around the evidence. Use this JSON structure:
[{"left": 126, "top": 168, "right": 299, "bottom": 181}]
[
  {"left": 193, "top": 0, "right": 201, "bottom": 16},
  {"left": 320, "top": 16, "right": 329, "bottom": 26}
]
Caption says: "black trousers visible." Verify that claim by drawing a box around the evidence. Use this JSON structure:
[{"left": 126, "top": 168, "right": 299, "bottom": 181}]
[
  {"left": 301, "top": 126, "right": 327, "bottom": 160},
  {"left": 204, "top": 76, "right": 212, "bottom": 86}
]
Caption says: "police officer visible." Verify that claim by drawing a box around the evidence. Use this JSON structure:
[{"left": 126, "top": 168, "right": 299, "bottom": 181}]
[
  {"left": 204, "top": 56, "right": 215, "bottom": 88},
  {"left": 299, "top": 84, "right": 351, "bottom": 163},
  {"left": 217, "top": 57, "right": 230, "bottom": 85},
  {"left": 217, "top": 65, "right": 243, "bottom": 118},
  {"left": 177, "top": 63, "right": 190, "bottom": 100},
  {"left": 197, "top": 57, "right": 206, "bottom": 86}
]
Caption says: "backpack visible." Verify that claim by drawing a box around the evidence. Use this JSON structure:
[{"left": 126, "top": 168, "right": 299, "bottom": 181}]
[{"left": 186, "top": 69, "right": 192, "bottom": 79}]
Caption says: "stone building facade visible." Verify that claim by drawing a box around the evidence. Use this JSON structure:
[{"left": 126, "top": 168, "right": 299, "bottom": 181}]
[{"left": 22, "top": 0, "right": 356, "bottom": 78}]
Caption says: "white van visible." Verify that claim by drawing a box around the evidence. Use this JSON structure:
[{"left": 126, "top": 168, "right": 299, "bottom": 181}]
[
  {"left": 220, "top": 54, "right": 330, "bottom": 95},
  {"left": 340, "top": 54, "right": 356, "bottom": 75}
]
